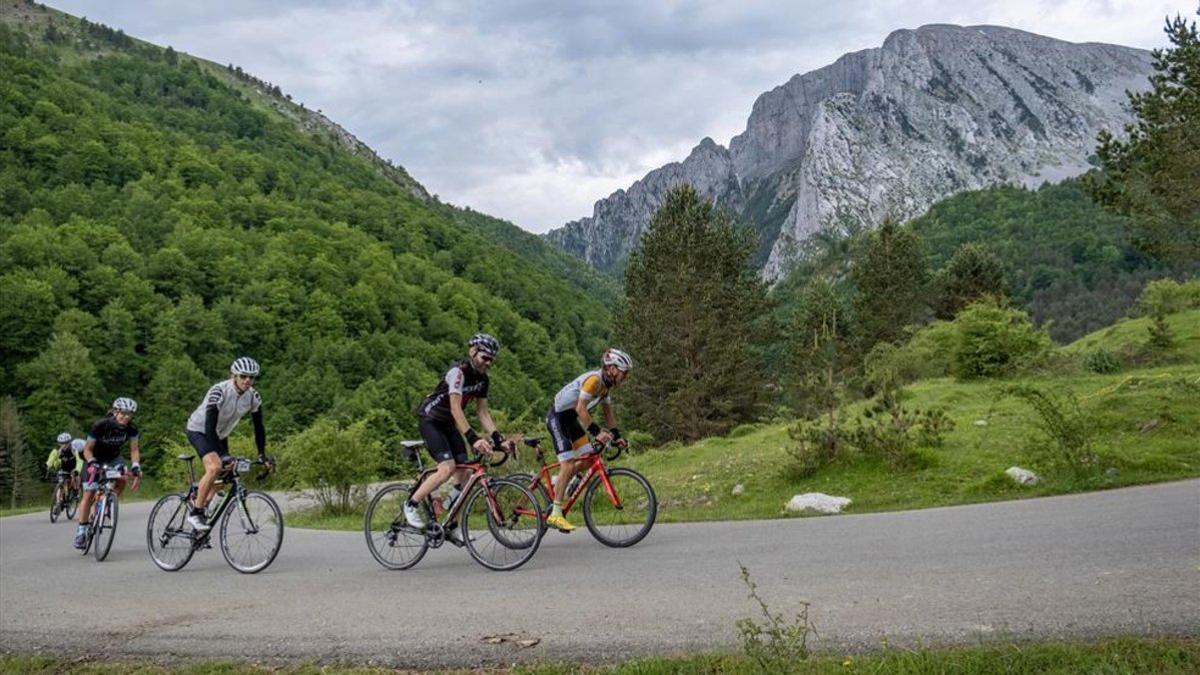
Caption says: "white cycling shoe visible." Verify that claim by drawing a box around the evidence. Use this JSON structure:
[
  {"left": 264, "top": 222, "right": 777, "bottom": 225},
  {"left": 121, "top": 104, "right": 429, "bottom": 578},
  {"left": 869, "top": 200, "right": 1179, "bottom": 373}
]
[{"left": 402, "top": 501, "right": 425, "bottom": 529}]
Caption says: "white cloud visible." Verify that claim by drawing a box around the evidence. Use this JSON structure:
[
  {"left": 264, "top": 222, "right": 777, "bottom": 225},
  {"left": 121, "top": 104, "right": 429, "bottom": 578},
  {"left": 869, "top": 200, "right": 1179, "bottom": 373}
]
[{"left": 50, "top": 0, "right": 1195, "bottom": 232}]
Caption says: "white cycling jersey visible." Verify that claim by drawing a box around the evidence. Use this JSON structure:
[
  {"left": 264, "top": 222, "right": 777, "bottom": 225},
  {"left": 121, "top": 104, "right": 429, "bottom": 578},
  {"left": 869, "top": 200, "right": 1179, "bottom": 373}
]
[{"left": 186, "top": 379, "right": 262, "bottom": 439}]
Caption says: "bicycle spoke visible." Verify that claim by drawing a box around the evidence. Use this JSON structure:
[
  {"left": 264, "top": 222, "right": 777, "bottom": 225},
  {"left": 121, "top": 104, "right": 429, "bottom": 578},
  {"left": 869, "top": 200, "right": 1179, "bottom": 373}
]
[
  {"left": 220, "top": 491, "right": 283, "bottom": 574},
  {"left": 462, "top": 478, "right": 543, "bottom": 571},
  {"left": 583, "top": 468, "right": 657, "bottom": 548},
  {"left": 364, "top": 484, "right": 427, "bottom": 570},
  {"left": 146, "top": 494, "right": 196, "bottom": 571}
]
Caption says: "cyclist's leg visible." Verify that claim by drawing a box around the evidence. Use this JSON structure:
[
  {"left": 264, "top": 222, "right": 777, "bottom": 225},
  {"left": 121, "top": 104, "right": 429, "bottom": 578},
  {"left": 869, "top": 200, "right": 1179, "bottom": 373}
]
[
  {"left": 546, "top": 410, "right": 587, "bottom": 529},
  {"left": 109, "top": 459, "right": 126, "bottom": 496},
  {"left": 407, "top": 419, "right": 459, "bottom": 526},
  {"left": 189, "top": 431, "right": 225, "bottom": 510},
  {"left": 75, "top": 464, "right": 101, "bottom": 547}
]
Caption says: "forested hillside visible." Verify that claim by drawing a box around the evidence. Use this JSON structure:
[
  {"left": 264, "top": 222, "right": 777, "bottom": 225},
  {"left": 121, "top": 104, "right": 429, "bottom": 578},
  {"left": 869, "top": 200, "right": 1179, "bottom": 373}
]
[
  {"left": 773, "top": 179, "right": 1177, "bottom": 344},
  {"left": 0, "top": 3, "right": 616, "bottom": 472}
]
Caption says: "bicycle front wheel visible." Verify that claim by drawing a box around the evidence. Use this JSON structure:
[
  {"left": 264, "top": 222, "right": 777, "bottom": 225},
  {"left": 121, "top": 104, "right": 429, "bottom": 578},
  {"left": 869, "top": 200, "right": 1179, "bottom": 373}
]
[
  {"left": 364, "top": 483, "right": 428, "bottom": 570},
  {"left": 219, "top": 490, "right": 284, "bottom": 574},
  {"left": 146, "top": 493, "right": 196, "bottom": 571},
  {"left": 461, "top": 478, "right": 544, "bottom": 571},
  {"left": 93, "top": 493, "right": 119, "bottom": 562},
  {"left": 582, "top": 467, "right": 657, "bottom": 548},
  {"left": 50, "top": 485, "right": 62, "bottom": 523},
  {"left": 65, "top": 488, "right": 79, "bottom": 520}
]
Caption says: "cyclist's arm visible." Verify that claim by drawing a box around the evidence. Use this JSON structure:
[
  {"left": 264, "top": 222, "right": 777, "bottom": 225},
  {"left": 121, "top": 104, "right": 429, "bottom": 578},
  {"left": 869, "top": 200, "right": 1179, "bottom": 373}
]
[
  {"left": 46, "top": 449, "right": 58, "bottom": 469},
  {"left": 600, "top": 400, "right": 617, "bottom": 429},
  {"left": 449, "top": 393, "right": 473, "bottom": 436},
  {"left": 475, "top": 398, "right": 499, "bottom": 436},
  {"left": 252, "top": 409, "right": 266, "bottom": 457},
  {"left": 574, "top": 397, "right": 597, "bottom": 433},
  {"left": 82, "top": 438, "right": 96, "bottom": 463},
  {"left": 129, "top": 436, "right": 141, "bottom": 465},
  {"left": 204, "top": 404, "right": 222, "bottom": 448}
]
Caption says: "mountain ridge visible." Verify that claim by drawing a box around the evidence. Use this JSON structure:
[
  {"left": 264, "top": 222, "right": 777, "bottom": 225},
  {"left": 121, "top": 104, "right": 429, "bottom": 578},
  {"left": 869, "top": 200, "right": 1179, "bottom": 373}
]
[{"left": 547, "top": 23, "right": 1153, "bottom": 279}]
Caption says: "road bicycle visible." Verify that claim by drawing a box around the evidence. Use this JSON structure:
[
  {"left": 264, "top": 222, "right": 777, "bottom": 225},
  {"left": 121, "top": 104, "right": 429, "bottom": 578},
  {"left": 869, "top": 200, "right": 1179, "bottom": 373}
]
[
  {"left": 80, "top": 463, "right": 136, "bottom": 561},
  {"left": 509, "top": 437, "right": 656, "bottom": 548},
  {"left": 49, "top": 470, "right": 79, "bottom": 523},
  {"left": 364, "top": 442, "right": 545, "bottom": 571},
  {"left": 146, "top": 454, "right": 283, "bottom": 574}
]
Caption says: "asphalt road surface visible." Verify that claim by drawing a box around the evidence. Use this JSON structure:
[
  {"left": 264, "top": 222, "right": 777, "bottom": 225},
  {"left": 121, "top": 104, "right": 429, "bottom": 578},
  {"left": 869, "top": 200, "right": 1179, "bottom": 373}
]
[{"left": 1, "top": 480, "right": 1197, "bottom": 669}]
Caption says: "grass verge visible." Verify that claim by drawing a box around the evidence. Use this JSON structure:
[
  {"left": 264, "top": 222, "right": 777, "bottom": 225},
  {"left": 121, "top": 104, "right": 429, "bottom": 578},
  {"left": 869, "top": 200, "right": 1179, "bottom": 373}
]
[{"left": 2, "top": 637, "right": 1197, "bottom": 673}]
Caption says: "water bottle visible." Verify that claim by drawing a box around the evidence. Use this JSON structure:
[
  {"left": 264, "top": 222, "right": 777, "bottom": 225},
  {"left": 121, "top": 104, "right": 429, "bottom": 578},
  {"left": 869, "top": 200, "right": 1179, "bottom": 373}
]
[{"left": 566, "top": 475, "right": 582, "bottom": 497}]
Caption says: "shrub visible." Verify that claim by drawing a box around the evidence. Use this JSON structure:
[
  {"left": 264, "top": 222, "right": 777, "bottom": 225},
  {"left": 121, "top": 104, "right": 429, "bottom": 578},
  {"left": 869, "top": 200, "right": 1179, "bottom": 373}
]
[
  {"left": 847, "top": 399, "right": 952, "bottom": 470},
  {"left": 953, "top": 299, "right": 1052, "bottom": 379},
  {"left": 275, "top": 418, "right": 384, "bottom": 513},
  {"left": 1082, "top": 348, "right": 1122, "bottom": 374},
  {"left": 785, "top": 418, "right": 843, "bottom": 479},
  {"left": 1135, "top": 278, "right": 1196, "bottom": 316},
  {"left": 1004, "top": 385, "right": 1097, "bottom": 474}
]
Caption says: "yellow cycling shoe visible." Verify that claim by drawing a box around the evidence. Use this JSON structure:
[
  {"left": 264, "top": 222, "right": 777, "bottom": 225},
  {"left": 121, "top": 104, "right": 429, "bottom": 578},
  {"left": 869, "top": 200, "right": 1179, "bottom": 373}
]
[{"left": 546, "top": 514, "right": 576, "bottom": 533}]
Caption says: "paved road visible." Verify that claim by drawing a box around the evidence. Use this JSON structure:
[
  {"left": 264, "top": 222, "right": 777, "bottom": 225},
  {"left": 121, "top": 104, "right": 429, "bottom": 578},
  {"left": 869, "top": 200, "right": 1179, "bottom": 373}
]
[{"left": 1, "top": 481, "right": 1197, "bottom": 669}]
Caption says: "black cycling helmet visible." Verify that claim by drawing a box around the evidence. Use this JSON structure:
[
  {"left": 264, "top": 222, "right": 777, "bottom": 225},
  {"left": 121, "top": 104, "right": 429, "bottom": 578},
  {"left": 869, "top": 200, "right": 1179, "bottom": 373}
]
[{"left": 468, "top": 333, "right": 501, "bottom": 356}]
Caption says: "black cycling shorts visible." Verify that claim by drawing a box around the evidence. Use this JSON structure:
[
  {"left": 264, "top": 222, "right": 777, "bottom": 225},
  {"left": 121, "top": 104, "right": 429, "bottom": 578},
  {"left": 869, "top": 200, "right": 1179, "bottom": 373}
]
[
  {"left": 419, "top": 417, "right": 468, "bottom": 465},
  {"left": 546, "top": 408, "right": 591, "bottom": 458},
  {"left": 187, "top": 430, "right": 230, "bottom": 459}
]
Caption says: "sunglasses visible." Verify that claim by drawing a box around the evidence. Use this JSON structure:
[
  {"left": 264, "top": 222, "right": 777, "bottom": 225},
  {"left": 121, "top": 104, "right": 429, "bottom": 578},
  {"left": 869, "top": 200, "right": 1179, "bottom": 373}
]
[
  {"left": 477, "top": 354, "right": 495, "bottom": 364},
  {"left": 235, "top": 374, "right": 257, "bottom": 381}
]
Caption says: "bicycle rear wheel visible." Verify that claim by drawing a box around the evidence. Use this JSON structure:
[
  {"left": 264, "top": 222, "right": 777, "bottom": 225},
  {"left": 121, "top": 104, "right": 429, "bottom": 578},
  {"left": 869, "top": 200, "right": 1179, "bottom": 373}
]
[
  {"left": 582, "top": 467, "right": 657, "bottom": 548},
  {"left": 146, "top": 493, "right": 196, "bottom": 571},
  {"left": 364, "top": 483, "right": 428, "bottom": 570},
  {"left": 219, "top": 490, "right": 284, "bottom": 574},
  {"left": 461, "top": 478, "right": 543, "bottom": 571},
  {"left": 93, "top": 493, "right": 119, "bottom": 562}
]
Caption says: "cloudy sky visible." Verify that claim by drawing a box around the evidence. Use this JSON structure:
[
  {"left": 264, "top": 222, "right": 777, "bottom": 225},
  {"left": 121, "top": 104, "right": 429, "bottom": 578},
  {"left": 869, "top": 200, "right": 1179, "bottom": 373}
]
[{"left": 51, "top": 0, "right": 1194, "bottom": 233}]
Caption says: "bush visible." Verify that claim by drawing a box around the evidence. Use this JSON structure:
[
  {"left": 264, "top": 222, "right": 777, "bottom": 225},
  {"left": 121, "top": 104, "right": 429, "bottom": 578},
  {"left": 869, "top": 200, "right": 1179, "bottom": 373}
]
[
  {"left": 1135, "top": 278, "right": 1198, "bottom": 316},
  {"left": 785, "top": 418, "right": 843, "bottom": 479},
  {"left": 736, "top": 564, "right": 813, "bottom": 671},
  {"left": 847, "top": 399, "right": 952, "bottom": 470},
  {"left": 275, "top": 418, "right": 384, "bottom": 513},
  {"left": 1082, "top": 348, "right": 1122, "bottom": 374},
  {"left": 953, "top": 300, "right": 1052, "bottom": 380},
  {"left": 1004, "top": 385, "right": 1097, "bottom": 474}
]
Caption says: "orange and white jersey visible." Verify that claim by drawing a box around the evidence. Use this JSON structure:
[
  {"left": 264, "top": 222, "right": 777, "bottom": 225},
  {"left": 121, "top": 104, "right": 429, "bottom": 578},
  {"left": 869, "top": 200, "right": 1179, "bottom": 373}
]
[{"left": 551, "top": 369, "right": 610, "bottom": 414}]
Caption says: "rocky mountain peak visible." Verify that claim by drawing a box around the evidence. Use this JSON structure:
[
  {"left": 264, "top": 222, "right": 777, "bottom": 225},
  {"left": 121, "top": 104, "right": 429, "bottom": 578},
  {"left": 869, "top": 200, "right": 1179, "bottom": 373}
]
[{"left": 547, "top": 24, "right": 1152, "bottom": 279}]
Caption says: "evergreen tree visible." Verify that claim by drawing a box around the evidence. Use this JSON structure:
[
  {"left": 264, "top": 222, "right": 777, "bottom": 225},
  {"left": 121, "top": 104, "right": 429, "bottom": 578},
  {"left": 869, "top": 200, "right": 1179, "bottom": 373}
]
[
  {"left": 852, "top": 218, "right": 930, "bottom": 350},
  {"left": 619, "top": 185, "right": 769, "bottom": 443},
  {"left": 15, "top": 333, "right": 102, "bottom": 447},
  {"left": 787, "top": 277, "right": 855, "bottom": 420},
  {"left": 932, "top": 243, "right": 1007, "bottom": 320},
  {"left": 0, "top": 396, "right": 34, "bottom": 508},
  {"left": 1090, "top": 9, "right": 1200, "bottom": 265}
]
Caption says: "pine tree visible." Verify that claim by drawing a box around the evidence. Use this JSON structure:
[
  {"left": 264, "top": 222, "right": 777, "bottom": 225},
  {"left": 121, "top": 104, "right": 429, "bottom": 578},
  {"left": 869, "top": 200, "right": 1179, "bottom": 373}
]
[
  {"left": 932, "top": 243, "right": 1007, "bottom": 319},
  {"left": 852, "top": 218, "right": 930, "bottom": 350},
  {"left": 619, "top": 185, "right": 769, "bottom": 443},
  {"left": 1090, "top": 10, "right": 1200, "bottom": 265},
  {"left": 0, "top": 397, "right": 33, "bottom": 508}
]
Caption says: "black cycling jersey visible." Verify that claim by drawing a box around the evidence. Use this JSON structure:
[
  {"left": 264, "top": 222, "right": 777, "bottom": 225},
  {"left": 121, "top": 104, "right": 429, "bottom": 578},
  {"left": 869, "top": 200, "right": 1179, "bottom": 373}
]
[
  {"left": 87, "top": 415, "right": 139, "bottom": 463},
  {"left": 416, "top": 359, "right": 490, "bottom": 423},
  {"left": 57, "top": 446, "right": 77, "bottom": 470}
]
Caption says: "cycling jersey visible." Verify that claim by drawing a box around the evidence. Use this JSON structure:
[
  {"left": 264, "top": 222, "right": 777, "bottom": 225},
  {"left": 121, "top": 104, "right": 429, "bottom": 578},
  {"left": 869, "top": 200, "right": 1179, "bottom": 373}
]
[
  {"left": 417, "top": 360, "right": 489, "bottom": 423},
  {"left": 186, "top": 380, "right": 262, "bottom": 439},
  {"left": 86, "top": 416, "right": 139, "bottom": 463},
  {"left": 46, "top": 445, "right": 79, "bottom": 472},
  {"left": 552, "top": 370, "right": 610, "bottom": 413}
]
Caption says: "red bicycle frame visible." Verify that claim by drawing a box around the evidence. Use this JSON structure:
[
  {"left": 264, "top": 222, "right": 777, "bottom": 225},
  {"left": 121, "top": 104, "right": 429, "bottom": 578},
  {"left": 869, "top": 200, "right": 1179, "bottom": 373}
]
[{"left": 527, "top": 444, "right": 623, "bottom": 517}]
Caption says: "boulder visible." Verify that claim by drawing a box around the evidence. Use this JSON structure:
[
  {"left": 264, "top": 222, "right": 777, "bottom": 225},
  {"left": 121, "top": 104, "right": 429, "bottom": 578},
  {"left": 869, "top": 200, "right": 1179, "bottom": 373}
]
[
  {"left": 786, "top": 493, "right": 851, "bottom": 514},
  {"left": 1005, "top": 466, "right": 1040, "bottom": 485}
]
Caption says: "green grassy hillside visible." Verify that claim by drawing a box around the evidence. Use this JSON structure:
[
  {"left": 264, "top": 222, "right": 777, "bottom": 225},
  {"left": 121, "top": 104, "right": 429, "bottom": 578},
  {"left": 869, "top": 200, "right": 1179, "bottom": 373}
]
[{"left": 0, "top": 3, "right": 614, "bottom": 475}]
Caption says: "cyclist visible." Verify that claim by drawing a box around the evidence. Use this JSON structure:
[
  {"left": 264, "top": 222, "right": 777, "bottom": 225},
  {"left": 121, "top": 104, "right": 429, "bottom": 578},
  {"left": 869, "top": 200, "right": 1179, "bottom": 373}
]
[
  {"left": 404, "top": 333, "right": 512, "bottom": 535},
  {"left": 184, "top": 357, "right": 268, "bottom": 531},
  {"left": 45, "top": 433, "right": 82, "bottom": 493},
  {"left": 544, "top": 348, "right": 632, "bottom": 532},
  {"left": 74, "top": 397, "right": 142, "bottom": 549}
]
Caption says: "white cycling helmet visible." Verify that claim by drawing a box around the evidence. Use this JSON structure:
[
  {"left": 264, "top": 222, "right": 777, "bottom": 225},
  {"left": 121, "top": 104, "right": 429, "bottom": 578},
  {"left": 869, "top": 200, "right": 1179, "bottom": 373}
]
[
  {"left": 230, "top": 356, "right": 261, "bottom": 376},
  {"left": 111, "top": 397, "right": 138, "bottom": 414},
  {"left": 602, "top": 348, "right": 633, "bottom": 372},
  {"left": 468, "top": 333, "right": 501, "bottom": 356},
  {"left": 71, "top": 439, "right": 85, "bottom": 452},
  {"left": 56, "top": 432, "right": 72, "bottom": 444}
]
